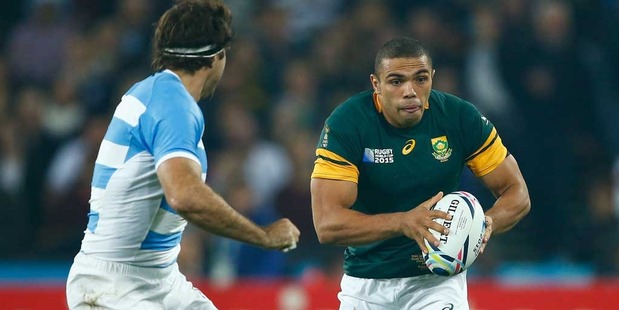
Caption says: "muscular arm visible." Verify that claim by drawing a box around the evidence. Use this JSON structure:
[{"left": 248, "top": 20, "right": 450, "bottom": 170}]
[
  {"left": 157, "top": 157, "right": 298, "bottom": 250},
  {"left": 311, "top": 178, "right": 447, "bottom": 250},
  {"left": 478, "top": 154, "right": 531, "bottom": 234}
]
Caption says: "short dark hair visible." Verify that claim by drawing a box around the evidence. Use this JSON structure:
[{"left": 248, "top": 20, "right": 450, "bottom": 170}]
[
  {"left": 374, "top": 37, "right": 432, "bottom": 74},
  {"left": 152, "top": 0, "right": 234, "bottom": 73}
]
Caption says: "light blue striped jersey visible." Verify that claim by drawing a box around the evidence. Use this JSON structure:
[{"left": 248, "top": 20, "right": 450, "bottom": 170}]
[{"left": 80, "top": 69, "right": 207, "bottom": 267}]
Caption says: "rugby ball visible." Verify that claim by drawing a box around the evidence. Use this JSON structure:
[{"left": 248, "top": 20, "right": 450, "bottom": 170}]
[{"left": 423, "top": 191, "right": 486, "bottom": 276}]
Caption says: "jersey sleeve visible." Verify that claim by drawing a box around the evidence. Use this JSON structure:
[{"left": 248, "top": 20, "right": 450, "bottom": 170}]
[
  {"left": 140, "top": 101, "right": 203, "bottom": 169},
  {"left": 311, "top": 112, "right": 363, "bottom": 183},
  {"left": 459, "top": 100, "right": 508, "bottom": 177}
]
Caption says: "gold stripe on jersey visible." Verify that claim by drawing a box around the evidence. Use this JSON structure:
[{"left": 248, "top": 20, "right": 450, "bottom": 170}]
[
  {"left": 465, "top": 128, "right": 508, "bottom": 177},
  {"left": 312, "top": 148, "right": 359, "bottom": 183},
  {"left": 465, "top": 127, "right": 498, "bottom": 162}
]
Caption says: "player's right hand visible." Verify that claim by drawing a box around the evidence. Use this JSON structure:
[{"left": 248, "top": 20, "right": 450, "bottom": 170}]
[
  {"left": 262, "top": 218, "right": 300, "bottom": 252},
  {"left": 400, "top": 192, "right": 452, "bottom": 254}
]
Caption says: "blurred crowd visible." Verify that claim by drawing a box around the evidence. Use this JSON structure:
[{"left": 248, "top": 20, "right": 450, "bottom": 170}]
[{"left": 0, "top": 0, "right": 618, "bottom": 283}]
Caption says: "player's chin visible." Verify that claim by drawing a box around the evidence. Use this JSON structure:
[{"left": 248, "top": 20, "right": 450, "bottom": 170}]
[{"left": 400, "top": 113, "right": 422, "bottom": 127}]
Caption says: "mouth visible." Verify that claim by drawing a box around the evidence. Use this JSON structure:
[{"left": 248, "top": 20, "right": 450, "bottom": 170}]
[{"left": 401, "top": 105, "right": 422, "bottom": 113}]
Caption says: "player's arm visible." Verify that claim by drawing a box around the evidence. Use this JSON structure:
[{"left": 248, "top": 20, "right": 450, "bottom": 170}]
[
  {"left": 157, "top": 157, "right": 299, "bottom": 251},
  {"left": 478, "top": 154, "right": 530, "bottom": 234},
  {"left": 460, "top": 101, "right": 530, "bottom": 247},
  {"left": 311, "top": 177, "right": 447, "bottom": 252}
]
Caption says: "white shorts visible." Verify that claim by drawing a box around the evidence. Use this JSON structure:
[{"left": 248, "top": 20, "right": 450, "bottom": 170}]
[
  {"left": 338, "top": 271, "right": 468, "bottom": 310},
  {"left": 66, "top": 252, "right": 217, "bottom": 310}
]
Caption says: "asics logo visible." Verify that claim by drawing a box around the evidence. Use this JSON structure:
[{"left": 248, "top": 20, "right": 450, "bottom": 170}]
[{"left": 402, "top": 139, "right": 416, "bottom": 155}]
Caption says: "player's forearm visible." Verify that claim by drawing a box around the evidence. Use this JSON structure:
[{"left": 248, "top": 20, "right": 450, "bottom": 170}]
[
  {"left": 314, "top": 207, "right": 404, "bottom": 246},
  {"left": 172, "top": 184, "right": 270, "bottom": 247},
  {"left": 485, "top": 183, "right": 530, "bottom": 234}
]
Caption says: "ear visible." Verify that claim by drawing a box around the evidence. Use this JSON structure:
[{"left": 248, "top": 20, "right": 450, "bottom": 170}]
[{"left": 370, "top": 74, "right": 380, "bottom": 94}]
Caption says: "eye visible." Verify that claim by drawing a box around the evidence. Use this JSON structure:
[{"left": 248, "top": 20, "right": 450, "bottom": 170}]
[
  {"left": 416, "top": 77, "right": 428, "bottom": 84},
  {"left": 389, "top": 79, "right": 401, "bottom": 86}
]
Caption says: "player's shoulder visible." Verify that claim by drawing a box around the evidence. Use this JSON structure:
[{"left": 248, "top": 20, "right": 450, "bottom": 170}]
[
  {"left": 429, "top": 89, "right": 480, "bottom": 118},
  {"left": 430, "top": 89, "right": 473, "bottom": 110},
  {"left": 128, "top": 70, "right": 195, "bottom": 115},
  {"left": 141, "top": 70, "right": 187, "bottom": 100},
  {"left": 328, "top": 90, "right": 377, "bottom": 125}
]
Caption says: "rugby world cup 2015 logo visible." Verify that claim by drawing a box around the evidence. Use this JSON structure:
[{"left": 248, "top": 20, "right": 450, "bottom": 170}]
[
  {"left": 431, "top": 136, "right": 452, "bottom": 162},
  {"left": 363, "top": 148, "right": 394, "bottom": 164}
]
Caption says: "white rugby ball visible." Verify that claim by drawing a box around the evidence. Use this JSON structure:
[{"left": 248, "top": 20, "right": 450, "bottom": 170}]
[{"left": 423, "top": 191, "right": 486, "bottom": 276}]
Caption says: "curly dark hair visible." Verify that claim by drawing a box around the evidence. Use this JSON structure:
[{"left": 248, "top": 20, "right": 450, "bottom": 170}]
[{"left": 152, "top": 0, "right": 234, "bottom": 73}]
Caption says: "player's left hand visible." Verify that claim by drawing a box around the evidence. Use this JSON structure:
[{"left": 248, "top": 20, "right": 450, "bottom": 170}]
[
  {"left": 400, "top": 192, "right": 449, "bottom": 254},
  {"left": 262, "top": 218, "right": 300, "bottom": 252},
  {"left": 479, "top": 215, "right": 493, "bottom": 254}
]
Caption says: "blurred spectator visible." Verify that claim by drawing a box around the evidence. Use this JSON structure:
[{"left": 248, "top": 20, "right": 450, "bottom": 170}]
[
  {"left": 460, "top": 4, "right": 528, "bottom": 229},
  {"left": 344, "top": 0, "right": 396, "bottom": 87},
  {"left": 13, "top": 87, "right": 59, "bottom": 249},
  {"left": 273, "top": 130, "right": 343, "bottom": 278},
  {"left": 497, "top": 0, "right": 607, "bottom": 259},
  {"left": 213, "top": 38, "right": 269, "bottom": 128},
  {"left": 432, "top": 64, "right": 462, "bottom": 96},
  {"left": 111, "top": 0, "right": 156, "bottom": 71},
  {"left": 405, "top": 4, "right": 465, "bottom": 68},
  {"left": 309, "top": 24, "right": 358, "bottom": 111},
  {"left": 223, "top": 0, "right": 258, "bottom": 34},
  {"left": 270, "top": 58, "right": 321, "bottom": 142},
  {"left": 463, "top": 4, "right": 525, "bottom": 143},
  {"left": 210, "top": 98, "right": 292, "bottom": 208},
  {"left": 272, "top": 0, "right": 344, "bottom": 45},
  {"left": 6, "top": 0, "right": 74, "bottom": 89},
  {"left": 0, "top": 119, "right": 22, "bottom": 198},
  {"left": 38, "top": 116, "right": 108, "bottom": 257},
  {"left": 0, "top": 117, "right": 26, "bottom": 256},
  {"left": 68, "top": 0, "right": 116, "bottom": 29},
  {"left": 252, "top": 6, "right": 293, "bottom": 98},
  {"left": 69, "top": 20, "right": 120, "bottom": 115},
  {"left": 578, "top": 168, "right": 618, "bottom": 276},
  {"left": 42, "top": 74, "right": 86, "bottom": 141},
  {"left": 209, "top": 177, "right": 287, "bottom": 281},
  {"left": 0, "top": 2, "right": 23, "bottom": 50},
  {"left": 44, "top": 116, "right": 107, "bottom": 200}
]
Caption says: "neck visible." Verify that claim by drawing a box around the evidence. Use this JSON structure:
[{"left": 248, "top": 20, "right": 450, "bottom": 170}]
[{"left": 169, "top": 68, "right": 207, "bottom": 101}]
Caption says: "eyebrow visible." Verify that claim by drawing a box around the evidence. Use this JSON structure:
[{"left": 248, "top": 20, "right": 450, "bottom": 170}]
[{"left": 385, "top": 69, "right": 430, "bottom": 78}]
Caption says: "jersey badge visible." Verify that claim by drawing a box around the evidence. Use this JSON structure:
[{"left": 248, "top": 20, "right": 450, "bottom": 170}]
[
  {"left": 402, "top": 139, "right": 416, "bottom": 155},
  {"left": 363, "top": 148, "right": 394, "bottom": 164},
  {"left": 320, "top": 125, "right": 330, "bottom": 147},
  {"left": 431, "top": 136, "right": 452, "bottom": 162}
]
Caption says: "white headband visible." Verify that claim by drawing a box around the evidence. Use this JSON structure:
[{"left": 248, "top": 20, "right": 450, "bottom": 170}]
[{"left": 162, "top": 43, "right": 224, "bottom": 58}]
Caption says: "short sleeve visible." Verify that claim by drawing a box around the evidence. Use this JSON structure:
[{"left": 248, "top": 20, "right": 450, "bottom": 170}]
[
  {"left": 459, "top": 100, "right": 508, "bottom": 177},
  {"left": 311, "top": 110, "right": 363, "bottom": 183},
  {"left": 140, "top": 103, "right": 203, "bottom": 169}
]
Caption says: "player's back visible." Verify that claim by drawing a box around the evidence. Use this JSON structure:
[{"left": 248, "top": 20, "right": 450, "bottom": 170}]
[{"left": 79, "top": 70, "right": 207, "bottom": 268}]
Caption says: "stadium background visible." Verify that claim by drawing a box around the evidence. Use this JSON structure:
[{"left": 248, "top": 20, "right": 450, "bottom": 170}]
[{"left": 0, "top": 0, "right": 618, "bottom": 309}]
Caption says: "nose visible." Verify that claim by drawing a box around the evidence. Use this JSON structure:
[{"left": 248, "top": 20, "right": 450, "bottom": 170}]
[{"left": 404, "top": 82, "right": 417, "bottom": 98}]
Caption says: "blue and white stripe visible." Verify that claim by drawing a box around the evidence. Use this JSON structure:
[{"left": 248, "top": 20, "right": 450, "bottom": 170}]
[{"left": 80, "top": 70, "right": 207, "bottom": 267}]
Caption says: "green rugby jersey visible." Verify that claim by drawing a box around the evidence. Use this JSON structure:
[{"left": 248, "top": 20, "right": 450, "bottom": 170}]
[{"left": 312, "top": 89, "right": 507, "bottom": 279}]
